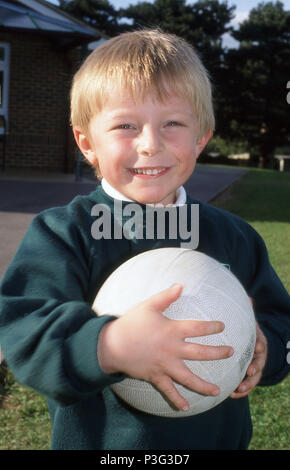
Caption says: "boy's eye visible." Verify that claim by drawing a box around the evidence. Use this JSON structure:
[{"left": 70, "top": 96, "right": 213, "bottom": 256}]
[
  {"left": 166, "top": 121, "right": 182, "bottom": 127},
  {"left": 118, "top": 124, "right": 134, "bottom": 129}
]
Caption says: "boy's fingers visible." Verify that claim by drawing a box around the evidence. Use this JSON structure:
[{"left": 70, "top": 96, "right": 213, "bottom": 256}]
[
  {"left": 255, "top": 338, "right": 266, "bottom": 354},
  {"left": 170, "top": 364, "right": 220, "bottom": 398},
  {"left": 152, "top": 375, "right": 189, "bottom": 411},
  {"left": 247, "top": 353, "right": 265, "bottom": 376},
  {"left": 152, "top": 364, "right": 221, "bottom": 411},
  {"left": 181, "top": 342, "right": 234, "bottom": 361},
  {"left": 144, "top": 288, "right": 225, "bottom": 339},
  {"left": 145, "top": 283, "right": 183, "bottom": 313},
  {"left": 178, "top": 319, "right": 225, "bottom": 338},
  {"left": 230, "top": 373, "right": 261, "bottom": 398},
  {"left": 230, "top": 350, "right": 265, "bottom": 399},
  {"left": 230, "top": 389, "right": 250, "bottom": 399}
]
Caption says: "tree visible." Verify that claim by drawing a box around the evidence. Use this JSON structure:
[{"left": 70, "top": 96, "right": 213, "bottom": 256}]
[
  {"left": 58, "top": 0, "right": 121, "bottom": 36},
  {"left": 223, "top": 1, "right": 290, "bottom": 167},
  {"left": 119, "top": 0, "right": 236, "bottom": 143},
  {"left": 118, "top": 0, "right": 235, "bottom": 64}
]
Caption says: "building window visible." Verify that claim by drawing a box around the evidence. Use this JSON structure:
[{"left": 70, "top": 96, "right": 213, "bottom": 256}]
[{"left": 0, "top": 43, "right": 10, "bottom": 133}]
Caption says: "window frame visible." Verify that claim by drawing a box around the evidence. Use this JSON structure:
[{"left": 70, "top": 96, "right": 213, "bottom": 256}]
[{"left": 0, "top": 42, "right": 10, "bottom": 134}]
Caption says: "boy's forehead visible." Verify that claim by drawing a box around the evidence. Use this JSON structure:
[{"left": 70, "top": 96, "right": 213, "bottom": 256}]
[
  {"left": 101, "top": 77, "right": 188, "bottom": 104},
  {"left": 99, "top": 87, "right": 195, "bottom": 117}
]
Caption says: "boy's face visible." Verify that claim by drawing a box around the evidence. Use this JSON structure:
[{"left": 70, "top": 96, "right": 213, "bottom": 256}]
[{"left": 75, "top": 88, "right": 211, "bottom": 205}]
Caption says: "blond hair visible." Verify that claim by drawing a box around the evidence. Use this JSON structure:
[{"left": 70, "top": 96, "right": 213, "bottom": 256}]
[{"left": 70, "top": 28, "right": 215, "bottom": 174}]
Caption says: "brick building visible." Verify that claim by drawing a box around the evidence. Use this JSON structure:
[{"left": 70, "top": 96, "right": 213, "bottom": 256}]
[{"left": 0, "top": 0, "right": 104, "bottom": 173}]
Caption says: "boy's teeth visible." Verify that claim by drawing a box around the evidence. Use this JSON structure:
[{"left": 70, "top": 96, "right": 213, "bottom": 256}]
[{"left": 132, "top": 168, "right": 165, "bottom": 175}]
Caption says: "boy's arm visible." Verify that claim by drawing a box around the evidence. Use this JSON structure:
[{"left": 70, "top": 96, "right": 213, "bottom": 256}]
[{"left": 0, "top": 209, "right": 125, "bottom": 406}]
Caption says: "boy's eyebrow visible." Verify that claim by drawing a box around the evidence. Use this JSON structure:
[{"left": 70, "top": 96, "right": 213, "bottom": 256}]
[
  {"left": 106, "top": 109, "right": 195, "bottom": 120},
  {"left": 106, "top": 111, "right": 134, "bottom": 119}
]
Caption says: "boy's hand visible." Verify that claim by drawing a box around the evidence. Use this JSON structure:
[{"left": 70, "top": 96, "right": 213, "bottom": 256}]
[
  {"left": 230, "top": 322, "right": 267, "bottom": 399},
  {"left": 97, "top": 283, "right": 234, "bottom": 411}
]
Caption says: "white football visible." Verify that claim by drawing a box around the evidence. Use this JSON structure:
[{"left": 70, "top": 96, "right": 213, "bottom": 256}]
[{"left": 92, "top": 247, "right": 256, "bottom": 417}]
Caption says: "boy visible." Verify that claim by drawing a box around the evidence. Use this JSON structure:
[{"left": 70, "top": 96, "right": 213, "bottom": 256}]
[{"left": 0, "top": 29, "right": 289, "bottom": 450}]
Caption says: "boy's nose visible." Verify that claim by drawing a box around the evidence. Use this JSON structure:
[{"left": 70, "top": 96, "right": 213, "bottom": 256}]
[{"left": 136, "top": 126, "right": 163, "bottom": 157}]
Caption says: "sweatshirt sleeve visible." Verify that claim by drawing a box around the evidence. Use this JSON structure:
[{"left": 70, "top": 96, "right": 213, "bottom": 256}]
[
  {"left": 0, "top": 206, "right": 125, "bottom": 406},
  {"left": 242, "top": 223, "right": 290, "bottom": 386}
]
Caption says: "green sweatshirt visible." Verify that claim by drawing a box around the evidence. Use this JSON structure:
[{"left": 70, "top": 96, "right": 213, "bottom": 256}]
[{"left": 0, "top": 185, "right": 289, "bottom": 450}]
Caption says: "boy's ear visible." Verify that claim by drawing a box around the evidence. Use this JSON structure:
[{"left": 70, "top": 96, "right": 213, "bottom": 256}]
[
  {"left": 195, "top": 130, "right": 213, "bottom": 158},
  {"left": 73, "top": 128, "right": 98, "bottom": 166}
]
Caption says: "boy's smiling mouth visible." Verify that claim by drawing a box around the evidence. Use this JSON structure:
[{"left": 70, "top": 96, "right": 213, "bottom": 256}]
[{"left": 128, "top": 167, "right": 169, "bottom": 176}]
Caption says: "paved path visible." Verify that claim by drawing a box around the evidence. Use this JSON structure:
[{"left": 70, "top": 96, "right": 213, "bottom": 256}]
[
  {"left": 0, "top": 165, "right": 247, "bottom": 277},
  {"left": 184, "top": 165, "right": 247, "bottom": 203}
]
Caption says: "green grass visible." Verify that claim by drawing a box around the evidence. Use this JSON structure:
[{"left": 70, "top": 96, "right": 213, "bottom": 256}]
[
  {"left": 0, "top": 364, "right": 51, "bottom": 450},
  {"left": 0, "top": 166, "right": 289, "bottom": 450},
  {"left": 211, "top": 167, "right": 290, "bottom": 450}
]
